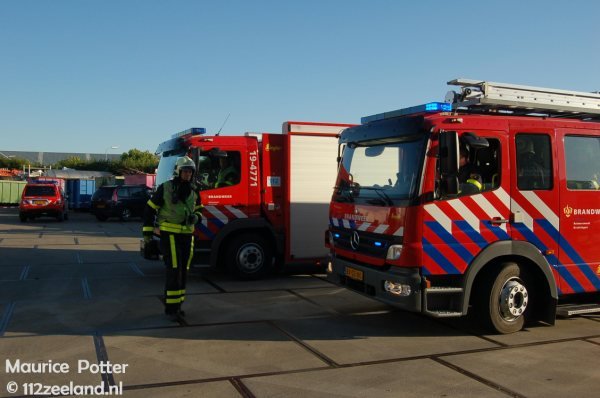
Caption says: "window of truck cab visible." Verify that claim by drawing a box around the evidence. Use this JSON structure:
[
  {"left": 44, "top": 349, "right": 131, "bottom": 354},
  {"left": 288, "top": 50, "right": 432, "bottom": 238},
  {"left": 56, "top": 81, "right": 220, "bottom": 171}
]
[
  {"left": 197, "top": 150, "right": 241, "bottom": 191},
  {"left": 333, "top": 137, "right": 427, "bottom": 205}
]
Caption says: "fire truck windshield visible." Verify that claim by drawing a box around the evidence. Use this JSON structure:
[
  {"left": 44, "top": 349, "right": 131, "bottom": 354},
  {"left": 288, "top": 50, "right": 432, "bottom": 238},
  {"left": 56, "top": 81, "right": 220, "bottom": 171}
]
[{"left": 334, "top": 137, "right": 426, "bottom": 205}]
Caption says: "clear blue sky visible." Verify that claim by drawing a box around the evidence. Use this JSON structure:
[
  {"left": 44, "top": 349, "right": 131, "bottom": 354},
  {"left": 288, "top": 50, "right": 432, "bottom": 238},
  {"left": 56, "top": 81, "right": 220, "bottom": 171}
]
[{"left": 1, "top": 0, "right": 599, "bottom": 154}]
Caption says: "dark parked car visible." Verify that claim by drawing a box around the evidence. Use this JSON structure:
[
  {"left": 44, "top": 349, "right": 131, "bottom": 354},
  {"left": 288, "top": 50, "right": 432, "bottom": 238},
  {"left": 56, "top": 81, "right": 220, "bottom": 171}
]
[
  {"left": 91, "top": 184, "right": 151, "bottom": 221},
  {"left": 19, "top": 181, "right": 68, "bottom": 222}
]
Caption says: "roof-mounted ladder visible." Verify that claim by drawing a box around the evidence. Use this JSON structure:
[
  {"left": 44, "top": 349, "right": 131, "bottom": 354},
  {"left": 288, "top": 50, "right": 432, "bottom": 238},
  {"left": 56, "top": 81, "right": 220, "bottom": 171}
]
[{"left": 446, "top": 78, "right": 600, "bottom": 120}]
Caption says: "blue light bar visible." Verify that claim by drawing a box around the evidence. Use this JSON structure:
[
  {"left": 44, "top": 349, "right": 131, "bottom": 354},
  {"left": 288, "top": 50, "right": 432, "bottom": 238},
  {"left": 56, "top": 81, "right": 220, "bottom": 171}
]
[
  {"left": 171, "top": 127, "right": 206, "bottom": 139},
  {"left": 361, "top": 102, "right": 452, "bottom": 124},
  {"left": 374, "top": 241, "right": 383, "bottom": 247},
  {"left": 334, "top": 233, "right": 340, "bottom": 239}
]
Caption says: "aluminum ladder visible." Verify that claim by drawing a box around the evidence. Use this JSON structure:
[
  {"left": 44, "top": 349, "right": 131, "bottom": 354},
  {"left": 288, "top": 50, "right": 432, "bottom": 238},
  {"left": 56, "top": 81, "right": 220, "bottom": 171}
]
[{"left": 446, "top": 78, "right": 600, "bottom": 120}]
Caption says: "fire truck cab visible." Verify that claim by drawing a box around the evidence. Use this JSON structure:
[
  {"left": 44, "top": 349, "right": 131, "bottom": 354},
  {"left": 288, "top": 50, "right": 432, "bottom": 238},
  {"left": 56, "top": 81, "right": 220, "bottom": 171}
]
[
  {"left": 327, "top": 79, "right": 600, "bottom": 333},
  {"left": 147, "top": 121, "right": 354, "bottom": 279}
]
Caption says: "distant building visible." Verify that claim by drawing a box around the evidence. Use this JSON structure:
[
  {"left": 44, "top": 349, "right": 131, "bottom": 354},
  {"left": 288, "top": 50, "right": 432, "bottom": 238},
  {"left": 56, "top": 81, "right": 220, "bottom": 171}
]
[{"left": 0, "top": 150, "right": 120, "bottom": 165}]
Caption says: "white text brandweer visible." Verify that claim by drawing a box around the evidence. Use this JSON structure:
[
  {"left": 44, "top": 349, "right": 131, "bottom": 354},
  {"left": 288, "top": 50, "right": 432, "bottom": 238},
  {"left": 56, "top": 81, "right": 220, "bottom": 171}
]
[
  {"left": 573, "top": 208, "right": 600, "bottom": 216},
  {"left": 344, "top": 213, "right": 367, "bottom": 222}
]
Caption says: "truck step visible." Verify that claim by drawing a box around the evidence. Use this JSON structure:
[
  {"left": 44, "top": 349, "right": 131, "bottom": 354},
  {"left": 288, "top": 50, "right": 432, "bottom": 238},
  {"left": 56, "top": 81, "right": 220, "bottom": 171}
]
[
  {"left": 426, "top": 287, "right": 463, "bottom": 294},
  {"left": 556, "top": 304, "right": 600, "bottom": 318},
  {"left": 426, "top": 310, "right": 463, "bottom": 318}
]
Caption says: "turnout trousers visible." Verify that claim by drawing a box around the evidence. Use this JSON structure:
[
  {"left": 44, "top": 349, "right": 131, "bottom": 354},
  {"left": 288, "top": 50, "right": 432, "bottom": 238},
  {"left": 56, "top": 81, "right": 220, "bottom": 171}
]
[{"left": 160, "top": 231, "right": 194, "bottom": 314}]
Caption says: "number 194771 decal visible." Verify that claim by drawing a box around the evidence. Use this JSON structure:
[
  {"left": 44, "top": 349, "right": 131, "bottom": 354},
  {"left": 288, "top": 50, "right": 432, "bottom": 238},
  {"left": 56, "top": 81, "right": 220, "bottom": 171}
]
[{"left": 249, "top": 150, "right": 258, "bottom": 187}]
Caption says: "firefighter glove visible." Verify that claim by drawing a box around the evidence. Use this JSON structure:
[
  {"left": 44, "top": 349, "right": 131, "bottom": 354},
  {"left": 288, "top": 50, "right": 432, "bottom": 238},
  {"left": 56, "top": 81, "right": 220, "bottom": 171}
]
[{"left": 187, "top": 214, "right": 199, "bottom": 226}]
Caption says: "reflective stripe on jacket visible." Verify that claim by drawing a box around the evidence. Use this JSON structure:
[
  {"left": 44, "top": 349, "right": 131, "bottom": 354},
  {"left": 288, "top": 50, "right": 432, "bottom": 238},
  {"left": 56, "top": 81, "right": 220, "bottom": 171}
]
[{"left": 156, "top": 180, "right": 198, "bottom": 234}]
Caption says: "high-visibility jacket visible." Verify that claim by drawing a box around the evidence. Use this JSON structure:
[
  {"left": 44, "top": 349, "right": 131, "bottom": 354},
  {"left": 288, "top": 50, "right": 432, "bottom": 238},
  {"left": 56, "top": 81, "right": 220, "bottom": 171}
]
[
  {"left": 215, "top": 166, "right": 239, "bottom": 188},
  {"left": 143, "top": 180, "right": 203, "bottom": 235}
]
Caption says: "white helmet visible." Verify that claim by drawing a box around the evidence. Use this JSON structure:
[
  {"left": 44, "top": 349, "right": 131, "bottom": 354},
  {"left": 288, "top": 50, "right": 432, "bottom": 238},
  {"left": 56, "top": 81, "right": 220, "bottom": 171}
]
[{"left": 175, "top": 156, "right": 196, "bottom": 176}]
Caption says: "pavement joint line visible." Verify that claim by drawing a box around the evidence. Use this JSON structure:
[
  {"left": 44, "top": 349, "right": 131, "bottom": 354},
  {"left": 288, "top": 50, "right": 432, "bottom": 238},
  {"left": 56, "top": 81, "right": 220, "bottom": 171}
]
[
  {"left": 229, "top": 377, "right": 256, "bottom": 398},
  {"left": 202, "top": 277, "right": 227, "bottom": 293},
  {"left": 82, "top": 277, "right": 92, "bottom": 299},
  {"left": 128, "top": 262, "right": 145, "bottom": 276},
  {"left": 114, "top": 243, "right": 122, "bottom": 251},
  {"left": 0, "top": 301, "right": 15, "bottom": 336},
  {"left": 286, "top": 289, "right": 342, "bottom": 316},
  {"left": 93, "top": 333, "right": 116, "bottom": 388},
  {"left": 196, "top": 285, "right": 340, "bottom": 295},
  {"left": 267, "top": 320, "right": 340, "bottom": 368},
  {"left": 432, "top": 356, "right": 526, "bottom": 398},
  {"left": 19, "top": 265, "right": 30, "bottom": 280},
  {"left": 428, "top": 317, "right": 511, "bottom": 348},
  {"left": 121, "top": 365, "right": 334, "bottom": 392},
  {"left": 584, "top": 338, "right": 600, "bottom": 346}
]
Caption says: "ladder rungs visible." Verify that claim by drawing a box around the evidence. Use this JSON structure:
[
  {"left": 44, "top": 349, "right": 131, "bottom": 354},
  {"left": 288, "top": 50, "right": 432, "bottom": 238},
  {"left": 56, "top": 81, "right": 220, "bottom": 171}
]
[{"left": 448, "top": 78, "right": 600, "bottom": 118}]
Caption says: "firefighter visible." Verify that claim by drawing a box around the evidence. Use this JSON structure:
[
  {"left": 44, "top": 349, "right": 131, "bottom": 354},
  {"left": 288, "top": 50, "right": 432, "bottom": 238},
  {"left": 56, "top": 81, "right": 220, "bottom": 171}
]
[
  {"left": 214, "top": 156, "right": 239, "bottom": 188},
  {"left": 458, "top": 147, "right": 482, "bottom": 194},
  {"left": 142, "top": 156, "right": 203, "bottom": 320}
]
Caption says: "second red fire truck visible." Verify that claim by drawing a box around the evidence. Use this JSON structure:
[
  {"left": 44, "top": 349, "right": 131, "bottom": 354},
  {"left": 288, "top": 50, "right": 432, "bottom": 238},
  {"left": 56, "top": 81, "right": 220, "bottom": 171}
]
[
  {"left": 144, "top": 121, "right": 354, "bottom": 279},
  {"left": 327, "top": 79, "right": 600, "bottom": 333}
]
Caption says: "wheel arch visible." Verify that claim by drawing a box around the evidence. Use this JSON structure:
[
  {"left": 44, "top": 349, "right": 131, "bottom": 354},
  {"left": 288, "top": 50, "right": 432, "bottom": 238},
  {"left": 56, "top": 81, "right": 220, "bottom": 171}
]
[{"left": 462, "top": 240, "right": 558, "bottom": 324}]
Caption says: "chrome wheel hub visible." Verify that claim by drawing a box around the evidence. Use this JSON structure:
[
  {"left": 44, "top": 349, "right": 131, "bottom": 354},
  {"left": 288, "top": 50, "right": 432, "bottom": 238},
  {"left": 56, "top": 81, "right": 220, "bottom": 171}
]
[
  {"left": 237, "top": 244, "right": 263, "bottom": 272},
  {"left": 499, "top": 279, "right": 528, "bottom": 321}
]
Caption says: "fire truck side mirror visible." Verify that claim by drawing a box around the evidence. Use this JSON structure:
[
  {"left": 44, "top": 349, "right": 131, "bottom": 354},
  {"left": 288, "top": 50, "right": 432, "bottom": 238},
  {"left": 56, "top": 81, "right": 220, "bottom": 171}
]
[{"left": 439, "top": 130, "right": 459, "bottom": 196}]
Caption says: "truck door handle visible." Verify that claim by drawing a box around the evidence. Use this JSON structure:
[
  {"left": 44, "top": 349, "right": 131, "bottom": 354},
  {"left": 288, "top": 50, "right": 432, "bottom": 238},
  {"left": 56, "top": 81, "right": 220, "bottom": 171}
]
[{"left": 490, "top": 217, "right": 509, "bottom": 224}]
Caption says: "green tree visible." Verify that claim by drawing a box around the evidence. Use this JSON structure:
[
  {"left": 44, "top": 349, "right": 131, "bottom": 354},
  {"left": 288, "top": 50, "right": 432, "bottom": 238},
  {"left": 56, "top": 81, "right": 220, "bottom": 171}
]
[
  {"left": 0, "top": 156, "right": 30, "bottom": 169},
  {"left": 55, "top": 156, "right": 86, "bottom": 170},
  {"left": 120, "top": 149, "right": 158, "bottom": 173}
]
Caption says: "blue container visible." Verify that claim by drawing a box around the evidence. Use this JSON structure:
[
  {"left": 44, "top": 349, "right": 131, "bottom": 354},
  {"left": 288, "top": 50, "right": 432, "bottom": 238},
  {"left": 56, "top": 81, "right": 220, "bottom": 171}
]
[{"left": 66, "top": 179, "right": 96, "bottom": 209}]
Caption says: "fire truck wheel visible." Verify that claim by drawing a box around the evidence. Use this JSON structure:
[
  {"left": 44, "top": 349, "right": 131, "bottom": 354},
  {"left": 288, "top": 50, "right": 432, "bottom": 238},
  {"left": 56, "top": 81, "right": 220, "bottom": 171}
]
[
  {"left": 226, "top": 234, "right": 273, "bottom": 280},
  {"left": 478, "top": 262, "right": 529, "bottom": 334}
]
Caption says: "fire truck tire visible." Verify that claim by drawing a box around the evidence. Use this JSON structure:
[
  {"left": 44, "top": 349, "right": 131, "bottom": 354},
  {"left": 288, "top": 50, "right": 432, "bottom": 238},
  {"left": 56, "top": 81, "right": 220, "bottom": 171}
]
[
  {"left": 477, "top": 262, "right": 529, "bottom": 334},
  {"left": 226, "top": 234, "right": 273, "bottom": 280}
]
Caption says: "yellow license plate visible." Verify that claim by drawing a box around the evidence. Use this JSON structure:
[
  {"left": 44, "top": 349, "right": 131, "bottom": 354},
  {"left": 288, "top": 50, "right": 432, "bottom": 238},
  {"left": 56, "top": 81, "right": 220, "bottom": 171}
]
[
  {"left": 345, "top": 267, "right": 363, "bottom": 281},
  {"left": 33, "top": 200, "right": 46, "bottom": 205}
]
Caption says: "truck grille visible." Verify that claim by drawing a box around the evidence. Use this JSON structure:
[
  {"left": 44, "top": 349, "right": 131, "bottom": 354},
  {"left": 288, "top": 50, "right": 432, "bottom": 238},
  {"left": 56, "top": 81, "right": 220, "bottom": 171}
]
[{"left": 330, "top": 227, "right": 401, "bottom": 258}]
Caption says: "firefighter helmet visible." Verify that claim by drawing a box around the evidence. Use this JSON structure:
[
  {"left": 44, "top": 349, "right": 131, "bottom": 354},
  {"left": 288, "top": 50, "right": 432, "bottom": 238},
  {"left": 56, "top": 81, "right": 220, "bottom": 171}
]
[{"left": 175, "top": 156, "right": 196, "bottom": 176}]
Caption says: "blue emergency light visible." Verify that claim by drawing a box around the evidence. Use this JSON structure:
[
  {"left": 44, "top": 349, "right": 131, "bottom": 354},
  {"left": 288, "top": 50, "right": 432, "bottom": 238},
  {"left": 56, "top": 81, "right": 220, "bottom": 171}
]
[
  {"left": 361, "top": 102, "right": 453, "bottom": 124},
  {"left": 171, "top": 127, "right": 206, "bottom": 139},
  {"left": 374, "top": 241, "right": 383, "bottom": 247}
]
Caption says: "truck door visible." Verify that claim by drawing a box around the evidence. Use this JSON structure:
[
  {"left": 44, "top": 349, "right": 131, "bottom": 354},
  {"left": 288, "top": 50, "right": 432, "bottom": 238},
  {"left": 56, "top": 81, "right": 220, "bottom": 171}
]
[
  {"left": 193, "top": 140, "right": 257, "bottom": 241},
  {"left": 428, "top": 130, "right": 511, "bottom": 275},
  {"left": 556, "top": 129, "right": 600, "bottom": 294},
  {"left": 510, "top": 131, "right": 561, "bottom": 286}
]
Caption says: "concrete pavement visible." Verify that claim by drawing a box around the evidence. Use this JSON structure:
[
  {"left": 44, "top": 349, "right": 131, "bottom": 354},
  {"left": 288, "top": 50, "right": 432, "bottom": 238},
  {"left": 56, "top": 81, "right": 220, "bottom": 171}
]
[{"left": 0, "top": 208, "right": 598, "bottom": 397}]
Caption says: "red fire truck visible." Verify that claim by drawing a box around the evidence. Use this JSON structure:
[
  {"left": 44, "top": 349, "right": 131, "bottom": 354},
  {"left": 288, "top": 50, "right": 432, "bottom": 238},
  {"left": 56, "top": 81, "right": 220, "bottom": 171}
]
[
  {"left": 144, "top": 121, "right": 354, "bottom": 279},
  {"left": 326, "top": 79, "right": 600, "bottom": 333}
]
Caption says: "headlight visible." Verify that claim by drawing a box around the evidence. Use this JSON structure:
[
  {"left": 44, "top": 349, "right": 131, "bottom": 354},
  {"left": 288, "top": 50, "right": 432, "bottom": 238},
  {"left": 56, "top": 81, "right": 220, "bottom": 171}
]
[
  {"left": 383, "top": 281, "right": 412, "bottom": 296},
  {"left": 386, "top": 244, "right": 403, "bottom": 260}
]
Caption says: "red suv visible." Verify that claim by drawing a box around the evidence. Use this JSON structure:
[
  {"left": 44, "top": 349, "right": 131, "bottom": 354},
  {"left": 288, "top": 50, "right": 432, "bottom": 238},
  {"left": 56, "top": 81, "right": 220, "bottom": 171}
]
[{"left": 19, "top": 182, "right": 69, "bottom": 222}]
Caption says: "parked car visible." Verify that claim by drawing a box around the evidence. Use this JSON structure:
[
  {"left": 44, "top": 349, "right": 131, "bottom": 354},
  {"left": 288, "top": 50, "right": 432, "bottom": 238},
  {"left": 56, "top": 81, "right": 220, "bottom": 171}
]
[
  {"left": 91, "top": 184, "right": 151, "bottom": 221},
  {"left": 19, "top": 181, "right": 68, "bottom": 222}
]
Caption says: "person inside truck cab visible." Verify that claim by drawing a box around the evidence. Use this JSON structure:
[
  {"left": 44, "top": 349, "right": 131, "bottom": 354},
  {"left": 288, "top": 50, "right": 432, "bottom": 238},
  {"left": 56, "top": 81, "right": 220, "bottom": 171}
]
[
  {"left": 516, "top": 138, "right": 546, "bottom": 190},
  {"left": 457, "top": 146, "right": 482, "bottom": 194},
  {"left": 214, "top": 156, "right": 239, "bottom": 188}
]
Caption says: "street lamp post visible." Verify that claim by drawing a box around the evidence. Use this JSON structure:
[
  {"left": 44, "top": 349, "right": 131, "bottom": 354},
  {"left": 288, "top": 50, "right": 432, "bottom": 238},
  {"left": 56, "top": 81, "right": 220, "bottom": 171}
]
[{"left": 105, "top": 146, "right": 119, "bottom": 161}]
